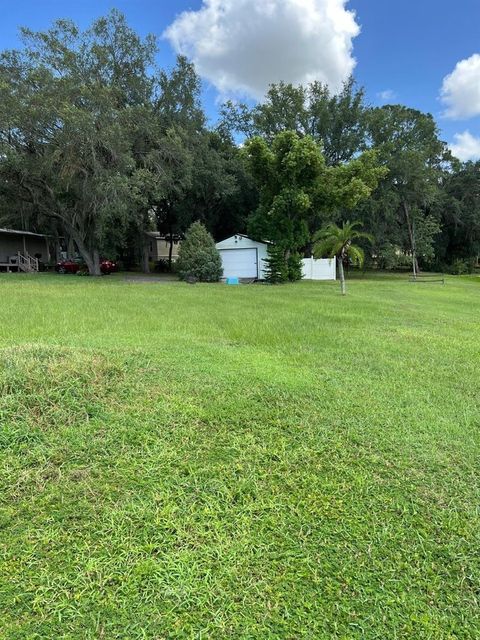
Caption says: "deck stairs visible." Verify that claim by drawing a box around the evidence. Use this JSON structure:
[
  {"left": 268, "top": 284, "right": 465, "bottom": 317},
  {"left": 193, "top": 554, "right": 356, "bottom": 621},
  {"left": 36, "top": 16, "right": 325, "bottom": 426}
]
[{"left": 17, "top": 252, "right": 39, "bottom": 273}]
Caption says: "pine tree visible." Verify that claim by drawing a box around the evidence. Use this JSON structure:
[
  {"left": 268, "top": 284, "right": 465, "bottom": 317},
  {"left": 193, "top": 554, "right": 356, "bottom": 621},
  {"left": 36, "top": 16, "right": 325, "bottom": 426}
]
[
  {"left": 176, "top": 222, "right": 223, "bottom": 282},
  {"left": 264, "top": 246, "right": 303, "bottom": 284},
  {"left": 287, "top": 252, "right": 303, "bottom": 282},
  {"left": 264, "top": 245, "right": 288, "bottom": 283}
]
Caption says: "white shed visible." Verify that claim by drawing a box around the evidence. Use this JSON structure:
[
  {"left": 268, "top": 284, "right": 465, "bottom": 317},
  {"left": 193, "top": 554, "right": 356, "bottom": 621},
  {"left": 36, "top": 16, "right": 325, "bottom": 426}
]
[{"left": 216, "top": 235, "right": 269, "bottom": 280}]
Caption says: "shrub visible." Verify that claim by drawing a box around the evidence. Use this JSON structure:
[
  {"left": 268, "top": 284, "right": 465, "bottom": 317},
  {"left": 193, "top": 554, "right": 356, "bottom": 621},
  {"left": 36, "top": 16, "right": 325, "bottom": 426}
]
[
  {"left": 449, "top": 259, "right": 472, "bottom": 275},
  {"left": 176, "top": 222, "right": 223, "bottom": 283},
  {"left": 154, "top": 259, "right": 170, "bottom": 273},
  {"left": 376, "top": 244, "right": 413, "bottom": 271}
]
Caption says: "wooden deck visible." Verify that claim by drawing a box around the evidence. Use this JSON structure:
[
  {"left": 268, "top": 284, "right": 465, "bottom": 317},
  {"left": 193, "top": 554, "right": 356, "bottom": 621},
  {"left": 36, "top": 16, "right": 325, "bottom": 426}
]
[
  {"left": 0, "top": 262, "right": 20, "bottom": 272},
  {"left": 0, "top": 253, "right": 39, "bottom": 273}
]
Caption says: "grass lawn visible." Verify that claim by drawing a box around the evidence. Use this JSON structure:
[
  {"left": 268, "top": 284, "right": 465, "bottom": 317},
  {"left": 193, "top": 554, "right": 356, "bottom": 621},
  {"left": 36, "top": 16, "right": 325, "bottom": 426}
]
[{"left": 1, "top": 272, "right": 479, "bottom": 639}]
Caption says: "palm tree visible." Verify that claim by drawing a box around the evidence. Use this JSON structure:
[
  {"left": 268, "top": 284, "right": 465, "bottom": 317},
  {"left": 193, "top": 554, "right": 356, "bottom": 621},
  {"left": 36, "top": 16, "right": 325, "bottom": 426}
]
[{"left": 313, "top": 221, "right": 373, "bottom": 295}]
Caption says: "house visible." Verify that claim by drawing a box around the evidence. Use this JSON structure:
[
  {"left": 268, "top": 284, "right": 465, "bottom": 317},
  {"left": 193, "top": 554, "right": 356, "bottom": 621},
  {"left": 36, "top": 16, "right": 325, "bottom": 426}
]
[
  {"left": 216, "top": 235, "right": 269, "bottom": 280},
  {"left": 0, "top": 228, "right": 51, "bottom": 272},
  {"left": 144, "top": 232, "right": 181, "bottom": 263}
]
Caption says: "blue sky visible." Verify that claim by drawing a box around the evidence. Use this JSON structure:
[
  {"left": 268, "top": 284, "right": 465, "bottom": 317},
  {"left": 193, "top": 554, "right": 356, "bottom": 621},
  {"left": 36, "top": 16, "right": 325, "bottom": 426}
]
[{"left": 1, "top": 1, "right": 480, "bottom": 159}]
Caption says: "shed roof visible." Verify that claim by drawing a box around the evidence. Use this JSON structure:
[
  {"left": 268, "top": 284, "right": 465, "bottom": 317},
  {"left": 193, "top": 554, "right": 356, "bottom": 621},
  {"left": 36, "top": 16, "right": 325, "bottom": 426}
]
[{"left": 217, "top": 234, "right": 271, "bottom": 246}]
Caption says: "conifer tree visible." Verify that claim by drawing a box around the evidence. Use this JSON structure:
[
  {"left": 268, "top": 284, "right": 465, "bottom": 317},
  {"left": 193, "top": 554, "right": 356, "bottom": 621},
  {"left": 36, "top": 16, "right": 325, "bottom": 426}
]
[{"left": 176, "top": 221, "right": 223, "bottom": 282}]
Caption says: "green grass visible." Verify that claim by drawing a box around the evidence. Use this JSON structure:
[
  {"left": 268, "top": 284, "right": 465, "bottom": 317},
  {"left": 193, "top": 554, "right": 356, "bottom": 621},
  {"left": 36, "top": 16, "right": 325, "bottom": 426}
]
[{"left": 0, "top": 272, "right": 479, "bottom": 639}]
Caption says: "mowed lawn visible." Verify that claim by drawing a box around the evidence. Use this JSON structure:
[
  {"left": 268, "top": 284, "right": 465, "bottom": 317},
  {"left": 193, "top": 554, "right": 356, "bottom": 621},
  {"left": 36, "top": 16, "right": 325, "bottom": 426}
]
[{"left": 0, "top": 273, "right": 479, "bottom": 639}]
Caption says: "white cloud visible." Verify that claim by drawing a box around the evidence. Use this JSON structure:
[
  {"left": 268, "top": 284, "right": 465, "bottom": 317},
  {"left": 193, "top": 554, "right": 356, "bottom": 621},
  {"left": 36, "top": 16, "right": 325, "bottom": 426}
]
[
  {"left": 449, "top": 131, "right": 480, "bottom": 162},
  {"left": 441, "top": 54, "right": 480, "bottom": 119},
  {"left": 164, "top": 0, "right": 360, "bottom": 100},
  {"left": 377, "top": 89, "right": 396, "bottom": 102}
]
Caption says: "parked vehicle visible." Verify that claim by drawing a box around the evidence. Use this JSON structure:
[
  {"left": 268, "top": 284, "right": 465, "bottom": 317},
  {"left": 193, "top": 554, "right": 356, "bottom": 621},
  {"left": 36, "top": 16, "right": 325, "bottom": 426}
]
[
  {"left": 99, "top": 259, "right": 117, "bottom": 274},
  {"left": 55, "top": 258, "right": 117, "bottom": 274}
]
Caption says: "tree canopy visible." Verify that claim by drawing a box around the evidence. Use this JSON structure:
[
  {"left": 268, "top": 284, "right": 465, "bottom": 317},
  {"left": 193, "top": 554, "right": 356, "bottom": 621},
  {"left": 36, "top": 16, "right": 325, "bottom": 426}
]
[
  {"left": 243, "top": 131, "right": 385, "bottom": 280},
  {"left": 0, "top": 11, "right": 477, "bottom": 276},
  {"left": 0, "top": 11, "right": 252, "bottom": 274}
]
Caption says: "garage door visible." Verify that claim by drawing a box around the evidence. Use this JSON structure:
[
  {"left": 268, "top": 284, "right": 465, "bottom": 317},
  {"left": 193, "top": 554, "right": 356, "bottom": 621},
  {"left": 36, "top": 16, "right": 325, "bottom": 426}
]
[{"left": 220, "top": 248, "right": 258, "bottom": 278}]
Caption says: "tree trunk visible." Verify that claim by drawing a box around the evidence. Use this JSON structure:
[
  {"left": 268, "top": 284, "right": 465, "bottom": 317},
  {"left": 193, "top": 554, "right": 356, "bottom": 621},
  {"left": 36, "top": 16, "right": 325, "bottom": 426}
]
[
  {"left": 68, "top": 227, "right": 101, "bottom": 276},
  {"left": 142, "top": 239, "right": 150, "bottom": 274},
  {"left": 67, "top": 235, "right": 75, "bottom": 259},
  {"left": 402, "top": 200, "right": 419, "bottom": 276},
  {"left": 337, "top": 255, "right": 346, "bottom": 296},
  {"left": 87, "top": 249, "right": 102, "bottom": 276},
  {"left": 168, "top": 225, "right": 174, "bottom": 272}
]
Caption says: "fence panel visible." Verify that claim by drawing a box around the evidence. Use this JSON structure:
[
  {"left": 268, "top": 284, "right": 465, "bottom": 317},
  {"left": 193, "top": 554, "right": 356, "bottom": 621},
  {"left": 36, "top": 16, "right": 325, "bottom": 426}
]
[{"left": 302, "top": 258, "right": 336, "bottom": 281}]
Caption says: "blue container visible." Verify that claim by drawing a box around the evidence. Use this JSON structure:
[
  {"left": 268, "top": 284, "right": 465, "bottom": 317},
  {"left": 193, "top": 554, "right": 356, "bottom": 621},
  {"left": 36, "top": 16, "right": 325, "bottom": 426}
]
[{"left": 226, "top": 277, "right": 239, "bottom": 285}]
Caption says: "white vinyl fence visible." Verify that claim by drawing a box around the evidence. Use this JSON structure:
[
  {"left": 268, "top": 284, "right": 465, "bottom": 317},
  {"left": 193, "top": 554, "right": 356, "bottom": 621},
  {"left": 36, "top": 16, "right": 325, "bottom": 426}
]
[{"left": 302, "top": 257, "right": 336, "bottom": 281}]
